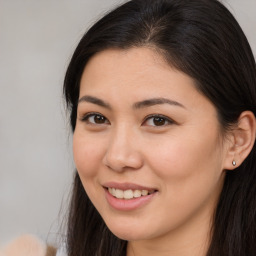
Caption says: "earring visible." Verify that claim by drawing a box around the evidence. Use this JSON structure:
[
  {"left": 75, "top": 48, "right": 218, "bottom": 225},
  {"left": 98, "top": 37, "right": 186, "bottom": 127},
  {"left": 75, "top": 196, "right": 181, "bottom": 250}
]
[{"left": 232, "top": 160, "right": 236, "bottom": 166}]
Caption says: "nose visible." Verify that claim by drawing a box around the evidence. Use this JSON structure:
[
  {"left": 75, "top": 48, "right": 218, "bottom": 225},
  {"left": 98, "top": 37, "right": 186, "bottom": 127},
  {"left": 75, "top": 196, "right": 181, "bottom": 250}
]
[{"left": 103, "top": 127, "right": 143, "bottom": 172}]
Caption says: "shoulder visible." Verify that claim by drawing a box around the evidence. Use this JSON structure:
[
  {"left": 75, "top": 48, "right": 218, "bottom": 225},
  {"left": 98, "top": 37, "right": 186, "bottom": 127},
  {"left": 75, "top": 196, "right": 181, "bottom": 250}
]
[{"left": 0, "top": 234, "right": 57, "bottom": 256}]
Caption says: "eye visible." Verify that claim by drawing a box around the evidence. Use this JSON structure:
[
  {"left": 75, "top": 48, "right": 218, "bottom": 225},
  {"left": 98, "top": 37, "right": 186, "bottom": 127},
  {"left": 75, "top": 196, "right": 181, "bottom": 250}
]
[
  {"left": 143, "top": 115, "right": 174, "bottom": 127},
  {"left": 81, "top": 113, "right": 109, "bottom": 125}
]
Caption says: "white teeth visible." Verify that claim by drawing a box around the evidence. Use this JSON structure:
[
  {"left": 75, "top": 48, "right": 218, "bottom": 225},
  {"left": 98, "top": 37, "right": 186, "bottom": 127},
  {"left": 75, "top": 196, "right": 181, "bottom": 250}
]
[
  {"left": 108, "top": 187, "right": 116, "bottom": 197},
  {"left": 115, "top": 189, "right": 124, "bottom": 199},
  {"left": 108, "top": 187, "right": 113, "bottom": 195},
  {"left": 133, "top": 190, "right": 142, "bottom": 198},
  {"left": 123, "top": 189, "right": 133, "bottom": 199},
  {"left": 112, "top": 188, "right": 116, "bottom": 197},
  {"left": 108, "top": 187, "right": 153, "bottom": 199},
  {"left": 142, "top": 190, "right": 148, "bottom": 196}
]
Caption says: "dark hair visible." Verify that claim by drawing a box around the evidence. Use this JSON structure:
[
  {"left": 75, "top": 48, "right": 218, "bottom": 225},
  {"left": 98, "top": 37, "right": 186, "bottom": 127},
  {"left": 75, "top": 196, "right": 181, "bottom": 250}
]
[{"left": 63, "top": 0, "right": 256, "bottom": 255}]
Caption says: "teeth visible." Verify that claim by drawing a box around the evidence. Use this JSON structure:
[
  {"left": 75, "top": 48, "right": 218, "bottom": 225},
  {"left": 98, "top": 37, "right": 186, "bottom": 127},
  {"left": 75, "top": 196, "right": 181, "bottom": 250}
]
[
  {"left": 115, "top": 189, "right": 124, "bottom": 199},
  {"left": 142, "top": 190, "right": 148, "bottom": 196},
  {"left": 108, "top": 187, "right": 153, "bottom": 200},
  {"left": 124, "top": 189, "right": 133, "bottom": 199},
  {"left": 134, "top": 190, "right": 142, "bottom": 198}
]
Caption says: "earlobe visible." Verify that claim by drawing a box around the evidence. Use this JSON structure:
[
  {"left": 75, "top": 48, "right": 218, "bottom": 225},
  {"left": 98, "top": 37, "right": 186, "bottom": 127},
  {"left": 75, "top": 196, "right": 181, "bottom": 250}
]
[{"left": 224, "top": 111, "right": 256, "bottom": 170}]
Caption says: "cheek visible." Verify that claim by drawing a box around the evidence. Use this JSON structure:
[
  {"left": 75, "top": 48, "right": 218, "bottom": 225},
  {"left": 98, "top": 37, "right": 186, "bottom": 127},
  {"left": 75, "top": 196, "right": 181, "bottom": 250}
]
[
  {"left": 72, "top": 131, "right": 107, "bottom": 208},
  {"left": 145, "top": 129, "right": 223, "bottom": 186},
  {"left": 73, "top": 130, "right": 105, "bottom": 178},
  {"left": 143, "top": 132, "right": 224, "bottom": 231}
]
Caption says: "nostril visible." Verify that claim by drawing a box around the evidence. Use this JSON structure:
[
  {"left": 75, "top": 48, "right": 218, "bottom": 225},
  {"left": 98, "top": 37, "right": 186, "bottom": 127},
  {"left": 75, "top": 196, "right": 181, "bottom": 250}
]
[{"left": 103, "top": 150, "right": 143, "bottom": 172}]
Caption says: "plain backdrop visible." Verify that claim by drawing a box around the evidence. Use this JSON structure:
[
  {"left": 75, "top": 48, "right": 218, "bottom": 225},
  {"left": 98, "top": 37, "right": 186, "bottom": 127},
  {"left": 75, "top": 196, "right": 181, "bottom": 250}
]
[{"left": 0, "top": 0, "right": 255, "bottom": 247}]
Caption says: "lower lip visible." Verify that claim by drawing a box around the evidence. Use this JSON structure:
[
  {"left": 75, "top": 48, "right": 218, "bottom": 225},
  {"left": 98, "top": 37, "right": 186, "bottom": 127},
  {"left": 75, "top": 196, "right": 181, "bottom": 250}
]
[{"left": 104, "top": 188, "right": 156, "bottom": 211}]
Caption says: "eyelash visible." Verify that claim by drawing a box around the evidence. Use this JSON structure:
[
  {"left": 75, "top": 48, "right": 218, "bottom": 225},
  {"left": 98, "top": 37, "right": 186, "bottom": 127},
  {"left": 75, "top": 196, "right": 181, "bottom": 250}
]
[
  {"left": 80, "top": 113, "right": 175, "bottom": 127},
  {"left": 143, "top": 114, "right": 175, "bottom": 127},
  {"left": 80, "top": 112, "right": 110, "bottom": 125}
]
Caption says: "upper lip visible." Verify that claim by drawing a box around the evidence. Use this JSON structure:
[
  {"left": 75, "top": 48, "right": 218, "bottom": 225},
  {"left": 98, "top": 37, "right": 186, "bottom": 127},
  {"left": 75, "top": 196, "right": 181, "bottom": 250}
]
[{"left": 103, "top": 182, "right": 157, "bottom": 191}]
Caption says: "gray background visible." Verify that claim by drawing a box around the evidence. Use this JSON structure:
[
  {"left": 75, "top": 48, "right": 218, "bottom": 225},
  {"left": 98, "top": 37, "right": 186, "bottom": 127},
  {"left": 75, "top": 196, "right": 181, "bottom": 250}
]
[{"left": 0, "top": 0, "right": 255, "bottom": 246}]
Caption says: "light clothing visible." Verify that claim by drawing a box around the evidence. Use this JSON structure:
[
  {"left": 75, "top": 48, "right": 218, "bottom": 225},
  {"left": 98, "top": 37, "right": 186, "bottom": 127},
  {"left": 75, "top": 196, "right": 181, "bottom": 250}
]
[{"left": 56, "top": 245, "right": 67, "bottom": 256}]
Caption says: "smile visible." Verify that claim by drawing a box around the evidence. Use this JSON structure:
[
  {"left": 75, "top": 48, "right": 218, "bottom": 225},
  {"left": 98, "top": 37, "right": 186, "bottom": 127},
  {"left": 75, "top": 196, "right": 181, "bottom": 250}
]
[{"left": 108, "top": 187, "right": 155, "bottom": 200}]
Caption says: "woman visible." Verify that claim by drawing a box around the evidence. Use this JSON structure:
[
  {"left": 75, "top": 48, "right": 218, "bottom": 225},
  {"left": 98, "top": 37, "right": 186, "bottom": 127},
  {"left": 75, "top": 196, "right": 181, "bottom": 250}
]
[{"left": 63, "top": 0, "right": 256, "bottom": 255}]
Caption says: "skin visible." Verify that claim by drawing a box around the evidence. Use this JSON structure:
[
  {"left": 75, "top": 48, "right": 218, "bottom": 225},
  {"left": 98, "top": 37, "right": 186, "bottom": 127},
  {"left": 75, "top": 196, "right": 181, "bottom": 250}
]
[{"left": 73, "top": 47, "right": 232, "bottom": 256}]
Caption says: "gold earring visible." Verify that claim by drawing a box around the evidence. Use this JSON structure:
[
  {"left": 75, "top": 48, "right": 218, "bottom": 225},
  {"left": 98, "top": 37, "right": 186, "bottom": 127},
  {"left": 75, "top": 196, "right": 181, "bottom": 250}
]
[{"left": 232, "top": 160, "right": 236, "bottom": 166}]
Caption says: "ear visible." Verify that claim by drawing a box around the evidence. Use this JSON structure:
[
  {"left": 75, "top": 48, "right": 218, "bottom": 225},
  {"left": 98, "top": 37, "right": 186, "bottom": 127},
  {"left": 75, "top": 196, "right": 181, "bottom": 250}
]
[{"left": 223, "top": 111, "right": 256, "bottom": 170}]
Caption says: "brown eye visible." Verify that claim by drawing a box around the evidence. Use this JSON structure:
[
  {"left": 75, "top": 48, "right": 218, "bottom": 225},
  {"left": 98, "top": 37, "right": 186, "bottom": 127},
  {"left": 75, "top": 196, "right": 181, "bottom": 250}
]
[
  {"left": 94, "top": 114, "right": 106, "bottom": 124},
  {"left": 143, "top": 115, "right": 174, "bottom": 127},
  {"left": 152, "top": 117, "right": 166, "bottom": 126},
  {"left": 82, "top": 113, "right": 109, "bottom": 124}
]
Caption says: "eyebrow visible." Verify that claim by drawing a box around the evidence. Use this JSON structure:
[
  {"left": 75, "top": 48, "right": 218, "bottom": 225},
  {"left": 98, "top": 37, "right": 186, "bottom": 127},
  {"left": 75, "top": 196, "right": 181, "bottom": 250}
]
[
  {"left": 78, "top": 95, "right": 111, "bottom": 109},
  {"left": 78, "top": 95, "right": 185, "bottom": 110},
  {"left": 133, "top": 97, "right": 185, "bottom": 109}
]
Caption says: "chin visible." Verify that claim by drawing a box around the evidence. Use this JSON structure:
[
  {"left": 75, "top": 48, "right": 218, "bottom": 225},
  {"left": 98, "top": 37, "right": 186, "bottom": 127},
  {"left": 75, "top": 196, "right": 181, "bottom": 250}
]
[
  {"left": 105, "top": 221, "right": 150, "bottom": 241},
  {"left": 111, "top": 229, "right": 143, "bottom": 241}
]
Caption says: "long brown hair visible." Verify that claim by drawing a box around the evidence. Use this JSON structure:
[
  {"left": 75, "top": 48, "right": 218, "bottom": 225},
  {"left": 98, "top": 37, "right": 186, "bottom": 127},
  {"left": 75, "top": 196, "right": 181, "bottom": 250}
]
[{"left": 63, "top": 0, "right": 256, "bottom": 255}]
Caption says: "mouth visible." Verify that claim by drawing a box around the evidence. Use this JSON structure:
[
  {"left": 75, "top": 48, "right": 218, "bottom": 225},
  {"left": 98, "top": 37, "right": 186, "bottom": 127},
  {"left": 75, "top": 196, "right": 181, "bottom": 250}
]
[
  {"left": 106, "top": 187, "right": 157, "bottom": 200},
  {"left": 103, "top": 183, "right": 158, "bottom": 211}
]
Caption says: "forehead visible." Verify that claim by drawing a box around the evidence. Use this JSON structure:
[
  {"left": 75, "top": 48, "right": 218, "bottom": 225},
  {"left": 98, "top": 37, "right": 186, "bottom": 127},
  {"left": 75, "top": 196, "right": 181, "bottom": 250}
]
[
  {"left": 80, "top": 48, "right": 196, "bottom": 97},
  {"left": 82, "top": 47, "right": 169, "bottom": 82}
]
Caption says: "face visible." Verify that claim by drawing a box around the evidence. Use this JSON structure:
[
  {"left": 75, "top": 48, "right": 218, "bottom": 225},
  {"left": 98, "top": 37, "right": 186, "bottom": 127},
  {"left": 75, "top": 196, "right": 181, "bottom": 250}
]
[{"left": 73, "top": 48, "right": 228, "bottom": 243}]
